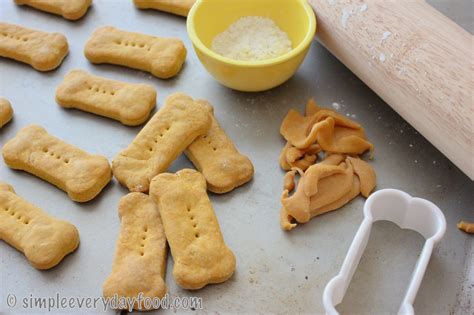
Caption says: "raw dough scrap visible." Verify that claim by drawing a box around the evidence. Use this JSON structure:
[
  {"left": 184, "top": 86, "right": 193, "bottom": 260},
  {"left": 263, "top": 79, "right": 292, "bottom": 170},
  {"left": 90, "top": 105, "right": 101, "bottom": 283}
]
[
  {"left": 15, "top": 0, "right": 92, "bottom": 20},
  {"left": 457, "top": 221, "right": 474, "bottom": 234},
  {"left": 0, "top": 98, "right": 13, "bottom": 128},
  {"left": 0, "top": 22, "right": 68, "bottom": 71},
  {"left": 0, "top": 182, "right": 79, "bottom": 269},
  {"left": 279, "top": 141, "right": 320, "bottom": 171},
  {"left": 56, "top": 69, "right": 156, "bottom": 126},
  {"left": 280, "top": 99, "right": 373, "bottom": 156},
  {"left": 133, "top": 0, "right": 195, "bottom": 17},
  {"left": 84, "top": 26, "right": 186, "bottom": 79},
  {"left": 112, "top": 93, "right": 211, "bottom": 192},
  {"left": 103, "top": 192, "right": 167, "bottom": 310},
  {"left": 2, "top": 124, "right": 112, "bottom": 202},
  {"left": 149, "top": 169, "right": 236, "bottom": 290},
  {"left": 280, "top": 155, "right": 375, "bottom": 229}
]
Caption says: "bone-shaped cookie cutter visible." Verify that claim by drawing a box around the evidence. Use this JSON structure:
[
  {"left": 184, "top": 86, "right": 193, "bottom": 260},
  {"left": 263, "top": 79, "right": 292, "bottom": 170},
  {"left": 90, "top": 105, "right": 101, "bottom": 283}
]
[{"left": 323, "top": 189, "right": 446, "bottom": 315}]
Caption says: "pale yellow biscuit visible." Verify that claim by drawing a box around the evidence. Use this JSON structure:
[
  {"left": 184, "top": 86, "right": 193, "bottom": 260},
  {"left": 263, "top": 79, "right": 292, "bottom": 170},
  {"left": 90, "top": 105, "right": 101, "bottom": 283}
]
[
  {"left": 84, "top": 26, "right": 186, "bottom": 79},
  {"left": 150, "top": 169, "right": 236, "bottom": 290},
  {"left": 56, "top": 69, "right": 156, "bottom": 126},
  {"left": 15, "top": 0, "right": 92, "bottom": 20},
  {"left": 0, "top": 182, "right": 79, "bottom": 269},
  {"left": 0, "top": 98, "right": 13, "bottom": 128},
  {"left": 112, "top": 93, "right": 211, "bottom": 192},
  {"left": 2, "top": 125, "right": 112, "bottom": 202},
  {"left": 185, "top": 100, "right": 253, "bottom": 193},
  {"left": 103, "top": 192, "right": 167, "bottom": 310},
  {"left": 0, "top": 22, "right": 68, "bottom": 71},
  {"left": 133, "top": 0, "right": 195, "bottom": 17},
  {"left": 0, "top": 182, "right": 15, "bottom": 193}
]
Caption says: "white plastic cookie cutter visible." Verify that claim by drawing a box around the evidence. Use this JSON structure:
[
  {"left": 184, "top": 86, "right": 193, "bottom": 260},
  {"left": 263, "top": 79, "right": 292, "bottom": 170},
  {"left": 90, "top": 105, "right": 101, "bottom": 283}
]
[{"left": 323, "top": 189, "right": 446, "bottom": 315}]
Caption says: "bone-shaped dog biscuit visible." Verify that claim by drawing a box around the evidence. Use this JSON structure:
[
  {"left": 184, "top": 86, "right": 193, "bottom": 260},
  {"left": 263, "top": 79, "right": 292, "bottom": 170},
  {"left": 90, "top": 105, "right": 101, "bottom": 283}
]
[
  {"left": 84, "top": 26, "right": 186, "bottom": 79},
  {"left": 15, "top": 0, "right": 92, "bottom": 20},
  {"left": 0, "top": 183, "right": 79, "bottom": 269},
  {"left": 2, "top": 125, "right": 112, "bottom": 202},
  {"left": 0, "top": 98, "right": 13, "bottom": 128},
  {"left": 0, "top": 22, "right": 68, "bottom": 71},
  {"left": 185, "top": 100, "right": 253, "bottom": 193},
  {"left": 150, "top": 169, "right": 236, "bottom": 290},
  {"left": 112, "top": 93, "right": 211, "bottom": 192},
  {"left": 56, "top": 70, "right": 156, "bottom": 126},
  {"left": 133, "top": 0, "right": 195, "bottom": 17},
  {"left": 103, "top": 193, "right": 167, "bottom": 310}
]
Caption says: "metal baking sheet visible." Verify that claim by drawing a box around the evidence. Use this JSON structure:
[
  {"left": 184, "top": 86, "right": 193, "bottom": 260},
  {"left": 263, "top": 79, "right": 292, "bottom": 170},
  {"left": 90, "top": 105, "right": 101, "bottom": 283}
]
[{"left": 0, "top": 1, "right": 472, "bottom": 314}]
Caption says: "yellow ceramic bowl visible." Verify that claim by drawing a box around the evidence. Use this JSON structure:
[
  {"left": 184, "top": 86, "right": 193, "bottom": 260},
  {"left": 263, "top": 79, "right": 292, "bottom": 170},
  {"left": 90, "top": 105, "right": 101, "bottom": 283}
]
[{"left": 187, "top": 0, "right": 316, "bottom": 92}]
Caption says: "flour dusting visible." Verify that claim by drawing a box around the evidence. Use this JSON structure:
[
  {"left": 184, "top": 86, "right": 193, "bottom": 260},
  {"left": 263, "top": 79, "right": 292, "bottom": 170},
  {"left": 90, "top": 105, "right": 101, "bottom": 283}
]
[{"left": 381, "top": 31, "right": 392, "bottom": 44}]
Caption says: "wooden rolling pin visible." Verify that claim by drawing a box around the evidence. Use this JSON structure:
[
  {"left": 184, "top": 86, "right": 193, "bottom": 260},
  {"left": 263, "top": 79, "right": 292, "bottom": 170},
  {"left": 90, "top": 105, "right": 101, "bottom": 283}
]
[{"left": 309, "top": 0, "right": 473, "bottom": 179}]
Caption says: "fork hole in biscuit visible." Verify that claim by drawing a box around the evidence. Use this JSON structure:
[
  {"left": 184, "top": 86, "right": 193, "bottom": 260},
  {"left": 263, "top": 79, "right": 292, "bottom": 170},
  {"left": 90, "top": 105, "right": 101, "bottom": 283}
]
[
  {"left": 187, "top": 206, "right": 191, "bottom": 212},
  {"left": 144, "top": 226, "right": 148, "bottom": 232},
  {"left": 64, "top": 158, "right": 70, "bottom": 164},
  {"left": 213, "top": 147, "right": 217, "bottom": 151},
  {"left": 149, "top": 147, "right": 153, "bottom": 152},
  {"left": 190, "top": 215, "right": 194, "bottom": 220},
  {"left": 43, "top": 147, "right": 48, "bottom": 153},
  {"left": 24, "top": 220, "right": 29, "bottom": 225},
  {"left": 110, "top": 92, "right": 115, "bottom": 96},
  {"left": 140, "top": 252, "right": 144, "bottom": 256},
  {"left": 193, "top": 224, "right": 197, "bottom": 228},
  {"left": 195, "top": 233, "right": 200, "bottom": 238}
]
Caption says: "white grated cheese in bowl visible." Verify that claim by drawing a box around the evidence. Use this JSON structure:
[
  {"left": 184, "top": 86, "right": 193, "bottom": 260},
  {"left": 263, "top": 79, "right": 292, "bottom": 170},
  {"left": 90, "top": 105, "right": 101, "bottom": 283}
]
[{"left": 211, "top": 16, "right": 293, "bottom": 62}]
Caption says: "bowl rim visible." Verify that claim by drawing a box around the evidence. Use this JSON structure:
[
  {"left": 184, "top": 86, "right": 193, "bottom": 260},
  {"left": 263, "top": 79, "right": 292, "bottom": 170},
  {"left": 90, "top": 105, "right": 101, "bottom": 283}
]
[{"left": 186, "top": 0, "right": 317, "bottom": 67}]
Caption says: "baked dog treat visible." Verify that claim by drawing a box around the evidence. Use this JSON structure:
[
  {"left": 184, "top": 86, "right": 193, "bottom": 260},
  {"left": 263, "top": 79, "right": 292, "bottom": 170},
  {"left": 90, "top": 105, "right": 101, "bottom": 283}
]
[
  {"left": 0, "top": 182, "right": 79, "bottom": 269},
  {"left": 0, "top": 182, "right": 15, "bottom": 193},
  {"left": 103, "top": 193, "right": 167, "bottom": 310},
  {"left": 0, "top": 22, "right": 68, "bottom": 71},
  {"left": 133, "top": 0, "right": 195, "bottom": 17},
  {"left": 185, "top": 100, "right": 254, "bottom": 193},
  {"left": 56, "top": 69, "right": 156, "bottom": 126},
  {"left": 150, "top": 169, "right": 236, "bottom": 290},
  {"left": 2, "top": 125, "right": 112, "bottom": 202},
  {"left": 84, "top": 26, "right": 186, "bottom": 79},
  {"left": 113, "top": 93, "right": 211, "bottom": 192},
  {"left": 0, "top": 98, "right": 13, "bottom": 128},
  {"left": 15, "top": 0, "right": 92, "bottom": 21}
]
